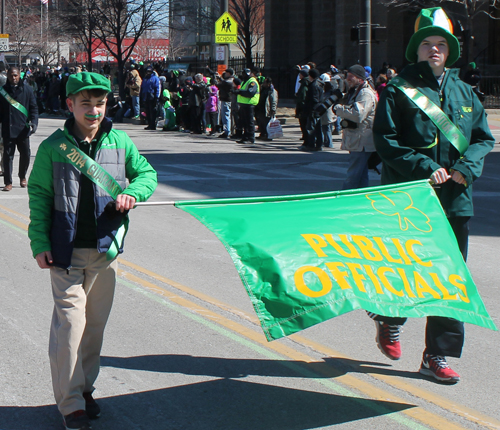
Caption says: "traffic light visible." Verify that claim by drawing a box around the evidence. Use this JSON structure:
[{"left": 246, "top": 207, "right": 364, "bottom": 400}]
[
  {"left": 350, "top": 26, "right": 387, "bottom": 43},
  {"left": 351, "top": 27, "right": 359, "bottom": 42}
]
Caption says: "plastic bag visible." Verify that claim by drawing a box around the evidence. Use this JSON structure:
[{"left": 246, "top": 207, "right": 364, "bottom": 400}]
[{"left": 266, "top": 117, "right": 283, "bottom": 139}]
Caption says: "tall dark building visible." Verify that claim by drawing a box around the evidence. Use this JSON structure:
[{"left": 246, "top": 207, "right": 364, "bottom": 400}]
[{"left": 264, "top": 0, "right": 500, "bottom": 73}]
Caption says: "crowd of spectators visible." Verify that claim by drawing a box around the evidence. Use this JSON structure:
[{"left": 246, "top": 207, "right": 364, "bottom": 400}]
[{"left": 4, "top": 58, "right": 467, "bottom": 150}]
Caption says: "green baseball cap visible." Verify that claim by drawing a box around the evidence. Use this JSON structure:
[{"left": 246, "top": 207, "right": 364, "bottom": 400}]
[
  {"left": 66, "top": 72, "right": 111, "bottom": 96},
  {"left": 405, "top": 7, "right": 460, "bottom": 67}
]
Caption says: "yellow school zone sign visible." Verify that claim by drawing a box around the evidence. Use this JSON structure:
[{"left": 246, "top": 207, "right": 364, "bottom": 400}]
[{"left": 215, "top": 12, "right": 238, "bottom": 44}]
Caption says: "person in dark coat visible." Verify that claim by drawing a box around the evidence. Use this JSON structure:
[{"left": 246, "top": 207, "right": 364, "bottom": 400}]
[
  {"left": 300, "top": 68, "right": 323, "bottom": 151},
  {"left": 371, "top": 7, "right": 494, "bottom": 384},
  {"left": 1, "top": 66, "right": 38, "bottom": 191},
  {"left": 295, "top": 69, "right": 309, "bottom": 142},
  {"left": 215, "top": 68, "right": 234, "bottom": 139}
]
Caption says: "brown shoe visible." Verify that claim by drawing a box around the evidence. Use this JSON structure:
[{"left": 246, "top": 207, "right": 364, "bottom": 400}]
[
  {"left": 20, "top": 178, "right": 27, "bottom": 188},
  {"left": 2, "top": 184, "right": 12, "bottom": 191}
]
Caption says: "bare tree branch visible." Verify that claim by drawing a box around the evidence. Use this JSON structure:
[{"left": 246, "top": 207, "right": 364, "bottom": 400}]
[
  {"left": 5, "top": 0, "right": 39, "bottom": 66},
  {"left": 230, "top": 0, "right": 265, "bottom": 67},
  {"left": 79, "top": 0, "right": 169, "bottom": 97}
]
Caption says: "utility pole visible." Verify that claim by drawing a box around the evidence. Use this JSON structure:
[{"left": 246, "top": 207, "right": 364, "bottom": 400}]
[
  {"left": 222, "top": 0, "right": 228, "bottom": 68},
  {"left": 359, "top": 0, "right": 371, "bottom": 67},
  {"left": 1, "top": 0, "right": 5, "bottom": 34}
]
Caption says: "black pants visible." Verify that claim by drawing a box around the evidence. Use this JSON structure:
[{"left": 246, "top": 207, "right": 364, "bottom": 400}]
[
  {"left": 374, "top": 216, "right": 470, "bottom": 357},
  {"left": 3, "top": 136, "right": 30, "bottom": 186},
  {"left": 145, "top": 101, "right": 158, "bottom": 130},
  {"left": 256, "top": 111, "right": 270, "bottom": 138},
  {"left": 299, "top": 113, "right": 308, "bottom": 141},
  {"left": 305, "top": 115, "right": 321, "bottom": 148},
  {"left": 189, "top": 106, "right": 203, "bottom": 133},
  {"left": 208, "top": 112, "right": 218, "bottom": 133},
  {"left": 238, "top": 104, "right": 255, "bottom": 142}
]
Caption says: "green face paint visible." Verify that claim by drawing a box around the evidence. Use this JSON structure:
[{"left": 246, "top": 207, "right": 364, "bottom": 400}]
[{"left": 85, "top": 113, "right": 102, "bottom": 119}]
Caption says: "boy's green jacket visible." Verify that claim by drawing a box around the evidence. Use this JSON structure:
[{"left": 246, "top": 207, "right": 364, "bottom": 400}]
[
  {"left": 28, "top": 118, "right": 157, "bottom": 268},
  {"left": 373, "top": 61, "right": 495, "bottom": 217}
]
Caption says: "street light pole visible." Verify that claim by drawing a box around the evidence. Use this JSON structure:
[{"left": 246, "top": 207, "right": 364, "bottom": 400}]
[
  {"left": 359, "top": 0, "right": 371, "bottom": 67},
  {"left": 1, "top": 0, "right": 5, "bottom": 34},
  {"left": 222, "top": 0, "right": 228, "bottom": 68}
]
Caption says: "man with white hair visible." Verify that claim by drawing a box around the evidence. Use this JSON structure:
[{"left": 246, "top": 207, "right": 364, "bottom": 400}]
[{"left": 334, "top": 64, "right": 377, "bottom": 187}]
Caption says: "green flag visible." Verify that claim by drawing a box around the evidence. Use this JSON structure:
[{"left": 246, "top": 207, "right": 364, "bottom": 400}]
[{"left": 176, "top": 181, "right": 497, "bottom": 341}]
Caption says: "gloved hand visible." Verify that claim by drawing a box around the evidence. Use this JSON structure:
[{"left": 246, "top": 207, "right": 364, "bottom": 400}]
[{"left": 30, "top": 123, "right": 37, "bottom": 135}]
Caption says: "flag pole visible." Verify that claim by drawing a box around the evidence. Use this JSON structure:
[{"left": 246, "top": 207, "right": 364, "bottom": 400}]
[{"left": 134, "top": 201, "right": 176, "bottom": 206}]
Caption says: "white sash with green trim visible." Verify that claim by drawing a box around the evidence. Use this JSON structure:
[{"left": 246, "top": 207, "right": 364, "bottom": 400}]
[
  {"left": 389, "top": 76, "right": 469, "bottom": 155},
  {"left": 49, "top": 129, "right": 128, "bottom": 260}
]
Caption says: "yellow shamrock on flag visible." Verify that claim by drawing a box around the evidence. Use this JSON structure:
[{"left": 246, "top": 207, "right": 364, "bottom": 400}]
[{"left": 366, "top": 191, "right": 432, "bottom": 232}]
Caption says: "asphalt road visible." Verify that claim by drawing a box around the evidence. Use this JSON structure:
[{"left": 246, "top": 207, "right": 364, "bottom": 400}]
[{"left": 0, "top": 115, "right": 499, "bottom": 430}]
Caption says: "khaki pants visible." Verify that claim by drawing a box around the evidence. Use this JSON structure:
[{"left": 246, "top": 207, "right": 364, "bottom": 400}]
[{"left": 49, "top": 248, "right": 117, "bottom": 416}]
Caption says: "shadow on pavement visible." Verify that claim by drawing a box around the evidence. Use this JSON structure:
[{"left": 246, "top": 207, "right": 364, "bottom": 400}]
[
  {"left": 101, "top": 354, "right": 421, "bottom": 382},
  {"left": 0, "top": 379, "right": 415, "bottom": 430}
]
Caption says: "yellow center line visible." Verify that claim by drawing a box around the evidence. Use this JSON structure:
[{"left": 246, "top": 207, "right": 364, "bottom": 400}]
[
  {"left": 119, "top": 257, "right": 500, "bottom": 430},
  {"left": 0, "top": 210, "right": 30, "bottom": 230},
  {"left": 293, "top": 337, "right": 500, "bottom": 430},
  {"left": 1, "top": 211, "right": 495, "bottom": 429},
  {"left": 0, "top": 203, "right": 31, "bottom": 222},
  {"left": 119, "top": 264, "right": 468, "bottom": 430}
]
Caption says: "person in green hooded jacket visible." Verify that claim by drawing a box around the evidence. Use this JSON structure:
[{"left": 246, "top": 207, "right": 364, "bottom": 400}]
[
  {"left": 28, "top": 72, "right": 157, "bottom": 429},
  {"left": 370, "top": 7, "right": 494, "bottom": 384}
]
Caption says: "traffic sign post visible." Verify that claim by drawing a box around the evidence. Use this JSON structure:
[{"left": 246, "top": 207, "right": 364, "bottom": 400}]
[
  {"left": 216, "top": 46, "right": 225, "bottom": 61},
  {"left": 215, "top": 12, "right": 238, "bottom": 44},
  {"left": 0, "top": 34, "right": 9, "bottom": 52}
]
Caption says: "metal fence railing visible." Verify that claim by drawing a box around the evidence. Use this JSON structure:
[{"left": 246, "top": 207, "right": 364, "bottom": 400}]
[
  {"left": 481, "top": 76, "right": 500, "bottom": 109},
  {"left": 171, "top": 54, "right": 266, "bottom": 80},
  {"left": 229, "top": 54, "right": 265, "bottom": 72}
]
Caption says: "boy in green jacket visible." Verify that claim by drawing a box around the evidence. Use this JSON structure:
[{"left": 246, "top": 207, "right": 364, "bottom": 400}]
[
  {"left": 28, "top": 72, "right": 157, "bottom": 429},
  {"left": 371, "top": 8, "right": 494, "bottom": 383}
]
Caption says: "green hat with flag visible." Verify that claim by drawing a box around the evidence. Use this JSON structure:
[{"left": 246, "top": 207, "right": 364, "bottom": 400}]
[{"left": 405, "top": 7, "right": 460, "bottom": 67}]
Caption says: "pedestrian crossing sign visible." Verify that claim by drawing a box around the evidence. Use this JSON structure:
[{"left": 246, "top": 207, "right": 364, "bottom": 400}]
[{"left": 215, "top": 12, "right": 238, "bottom": 44}]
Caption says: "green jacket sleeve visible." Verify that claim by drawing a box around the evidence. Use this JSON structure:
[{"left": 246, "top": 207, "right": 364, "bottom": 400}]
[
  {"left": 450, "top": 93, "right": 495, "bottom": 186},
  {"left": 28, "top": 141, "right": 55, "bottom": 258}
]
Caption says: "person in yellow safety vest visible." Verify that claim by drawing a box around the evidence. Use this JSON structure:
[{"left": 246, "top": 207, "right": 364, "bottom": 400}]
[{"left": 235, "top": 67, "right": 260, "bottom": 144}]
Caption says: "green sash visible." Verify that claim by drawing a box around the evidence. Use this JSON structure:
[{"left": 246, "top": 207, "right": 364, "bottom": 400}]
[
  {"left": 389, "top": 76, "right": 469, "bottom": 155},
  {"left": 49, "top": 129, "right": 128, "bottom": 260},
  {"left": 0, "top": 87, "right": 30, "bottom": 126}
]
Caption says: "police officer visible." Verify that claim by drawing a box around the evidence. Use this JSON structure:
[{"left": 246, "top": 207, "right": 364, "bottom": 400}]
[{"left": 235, "top": 67, "right": 260, "bottom": 144}]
